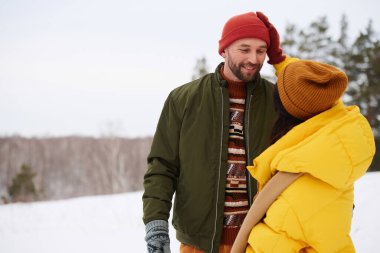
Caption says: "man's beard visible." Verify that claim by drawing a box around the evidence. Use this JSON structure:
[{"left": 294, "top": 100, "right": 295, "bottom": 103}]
[{"left": 227, "top": 60, "right": 262, "bottom": 82}]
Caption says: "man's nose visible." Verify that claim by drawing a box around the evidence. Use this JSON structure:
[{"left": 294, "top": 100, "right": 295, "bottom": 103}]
[{"left": 247, "top": 52, "right": 259, "bottom": 64}]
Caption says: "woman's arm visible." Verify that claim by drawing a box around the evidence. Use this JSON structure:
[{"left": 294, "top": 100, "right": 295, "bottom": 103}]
[{"left": 230, "top": 171, "right": 303, "bottom": 253}]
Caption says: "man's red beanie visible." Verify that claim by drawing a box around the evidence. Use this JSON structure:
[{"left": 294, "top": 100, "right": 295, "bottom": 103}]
[{"left": 218, "top": 12, "right": 270, "bottom": 55}]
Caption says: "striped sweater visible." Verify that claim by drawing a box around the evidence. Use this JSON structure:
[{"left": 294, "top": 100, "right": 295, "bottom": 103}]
[{"left": 220, "top": 69, "right": 249, "bottom": 245}]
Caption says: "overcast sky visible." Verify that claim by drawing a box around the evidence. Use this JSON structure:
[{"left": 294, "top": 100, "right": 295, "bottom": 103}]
[{"left": 1, "top": 0, "right": 379, "bottom": 137}]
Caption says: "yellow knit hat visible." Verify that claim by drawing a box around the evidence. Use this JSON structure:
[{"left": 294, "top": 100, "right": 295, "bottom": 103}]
[{"left": 277, "top": 60, "right": 348, "bottom": 120}]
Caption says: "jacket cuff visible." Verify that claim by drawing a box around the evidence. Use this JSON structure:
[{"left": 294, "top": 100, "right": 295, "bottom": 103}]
[
  {"left": 145, "top": 220, "right": 169, "bottom": 233},
  {"left": 274, "top": 55, "right": 300, "bottom": 77}
]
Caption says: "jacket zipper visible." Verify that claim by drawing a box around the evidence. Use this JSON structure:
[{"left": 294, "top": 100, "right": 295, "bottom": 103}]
[
  {"left": 210, "top": 87, "right": 224, "bottom": 253},
  {"left": 245, "top": 94, "right": 253, "bottom": 206}
]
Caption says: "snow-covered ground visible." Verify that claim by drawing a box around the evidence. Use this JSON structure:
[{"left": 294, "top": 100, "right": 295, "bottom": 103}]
[{"left": 0, "top": 172, "right": 379, "bottom": 253}]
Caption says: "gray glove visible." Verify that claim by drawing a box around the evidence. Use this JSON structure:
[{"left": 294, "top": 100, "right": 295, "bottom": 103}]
[{"left": 145, "top": 220, "right": 171, "bottom": 253}]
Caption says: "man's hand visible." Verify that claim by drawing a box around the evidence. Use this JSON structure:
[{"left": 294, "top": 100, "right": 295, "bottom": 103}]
[
  {"left": 145, "top": 220, "right": 171, "bottom": 253},
  {"left": 256, "top": 12, "right": 286, "bottom": 64}
]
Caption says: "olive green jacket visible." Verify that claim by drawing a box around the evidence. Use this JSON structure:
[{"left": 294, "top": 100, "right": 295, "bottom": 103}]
[{"left": 143, "top": 63, "right": 277, "bottom": 253}]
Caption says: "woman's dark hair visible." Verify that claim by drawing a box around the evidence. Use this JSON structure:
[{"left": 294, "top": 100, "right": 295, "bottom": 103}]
[{"left": 270, "top": 86, "right": 304, "bottom": 144}]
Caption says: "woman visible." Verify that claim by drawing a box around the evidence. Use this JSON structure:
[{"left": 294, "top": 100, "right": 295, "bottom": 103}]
[{"left": 230, "top": 57, "right": 376, "bottom": 252}]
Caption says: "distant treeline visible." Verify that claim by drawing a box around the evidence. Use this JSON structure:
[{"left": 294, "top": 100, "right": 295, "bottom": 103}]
[
  {"left": 0, "top": 136, "right": 152, "bottom": 203},
  {"left": 0, "top": 135, "right": 378, "bottom": 204}
]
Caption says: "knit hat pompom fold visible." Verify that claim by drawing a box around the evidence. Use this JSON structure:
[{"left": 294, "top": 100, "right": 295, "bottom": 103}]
[
  {"left": 218, "top": 12, "right": 270, "bottom": 55},
  {"left": 277, "top": 60, "right": 348, "bottom": 120}
]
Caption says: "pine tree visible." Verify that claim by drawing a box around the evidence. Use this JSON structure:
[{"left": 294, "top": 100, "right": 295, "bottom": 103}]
[
  {"left": 344, "top": 20, "right": 380, "bottom": 137},
  {"left": 281, "top": 23, "right": 299, "bottom": 58},
  {"left": 191, "top": 56, "right": 209, "bottom": 80},
  {"left": 332, "top": 15, "right": 350, "bottom": 69},
  {"left": 282, "top": 16, "right": 336, "bottom": 63},
  {"left": 7, "top": 164, "right": 38, "bottom": 202}
]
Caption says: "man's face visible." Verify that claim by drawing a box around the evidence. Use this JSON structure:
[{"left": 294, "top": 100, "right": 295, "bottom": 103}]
[{"left": 221, "top": 38, "right": 267, "bottom": 82}]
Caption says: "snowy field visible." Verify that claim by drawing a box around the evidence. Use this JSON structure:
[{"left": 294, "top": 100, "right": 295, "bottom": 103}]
[{"left": 1, "top": 172, "right": 379, "bottom": 253}]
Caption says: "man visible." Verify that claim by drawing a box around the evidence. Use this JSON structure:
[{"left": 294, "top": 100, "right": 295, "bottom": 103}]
[{"left": 143, "top": 12, "right": 285, "bottom": 253}]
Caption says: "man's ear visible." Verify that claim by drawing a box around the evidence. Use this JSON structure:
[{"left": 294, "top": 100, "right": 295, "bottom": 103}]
[{"left": 221, "top": 50, "right": 226, "bottom": 58}]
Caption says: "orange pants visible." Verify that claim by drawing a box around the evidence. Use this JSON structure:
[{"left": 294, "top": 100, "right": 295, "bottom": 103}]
[{"left": 180, "top": 243, "right": 232, "bottom": 253}]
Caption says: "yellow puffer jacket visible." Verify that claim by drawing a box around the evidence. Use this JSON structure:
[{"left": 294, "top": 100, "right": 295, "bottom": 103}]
[{"left": 246, "top": 100, "right": 375, "bottom": 253}]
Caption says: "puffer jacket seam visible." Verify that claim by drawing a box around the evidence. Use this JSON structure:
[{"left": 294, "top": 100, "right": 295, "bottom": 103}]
[
  {"left": 301, "top": 191, "right": 345, "bottom": 235},
  {"left": 281, "top": 196, "right": 308, "bottom": 242}
]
